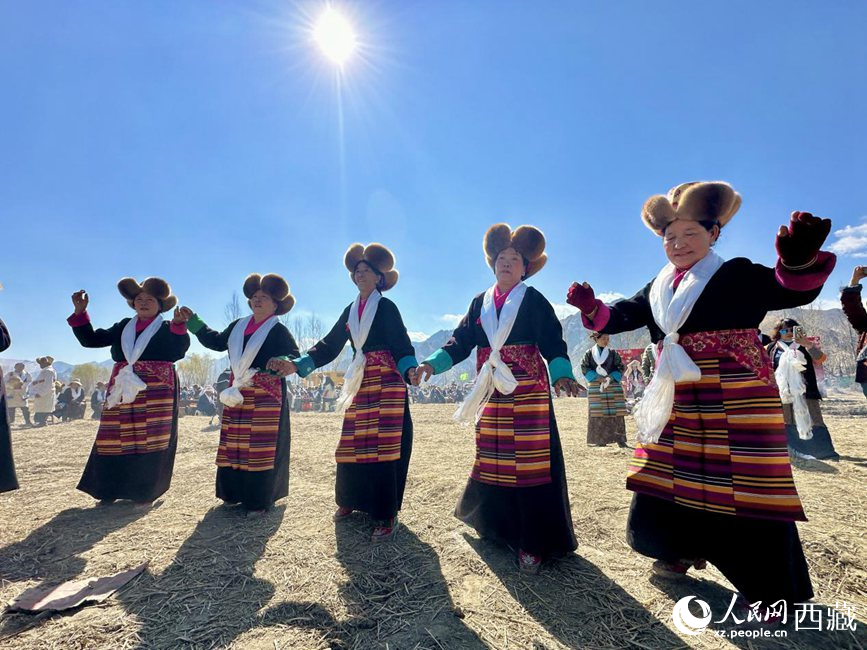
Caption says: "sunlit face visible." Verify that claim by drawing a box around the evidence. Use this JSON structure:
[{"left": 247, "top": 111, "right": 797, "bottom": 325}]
[
  {"left": 353, "top": 262, "right": 380, "bottom": 294},
  {"left": 495, "top": 247, "right": 526, "bottom": 288},
  {"left": 250, "top": 290, "right": 277, "bottom": 318},
  {"left": 595, "top": 334, "right": 610, "bottom": 348},
  {"left": 133, "top": 292, "right": 160, "bottom": 319},
  {"left": 662, "top": 220, "right": 719, "bottom": 269},
  {"left": 779, "top": 325, "right": 795, "bottom": 342}
]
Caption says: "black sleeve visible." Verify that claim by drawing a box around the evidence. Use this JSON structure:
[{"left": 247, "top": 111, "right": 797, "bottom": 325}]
[
  {"left": 308, "top": 306, "right": 352, "bottom": 368},
  {"left": 442, "top": 297, "right": 481, "bottom": 365},
  {"left": 0, "top": 319, "right": 9, "bottom": 353},
  {"left": 580, "top": 349, "right": 593, "bottom": 376},
  {"left": 273, "top": 323, "right": 301, "bottom": 359},
  {"left": 383, "top": 300, "right": 416, "bottom": 364},
  {"left": 166, "top": 324, "right": 191, "bottom": 362},
  {"left": 599, "top": 282, "right": 654, "bottom": 335},
  {"left": 194, "top": 320, "right": 234, "bottom": 353},
  {"left": 531, "top": 290, "right": 570, "bottom": 363},
  {"left": 72, "top": 319, "right": 122, "bottom": 349},
  {"left": 739, "top": 259, "right": 823, "bottom": 311}
]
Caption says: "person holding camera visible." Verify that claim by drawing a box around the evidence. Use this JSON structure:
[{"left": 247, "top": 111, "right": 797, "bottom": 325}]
[{"left": 841, "top": 265, "right": 867, "bottom": 399}]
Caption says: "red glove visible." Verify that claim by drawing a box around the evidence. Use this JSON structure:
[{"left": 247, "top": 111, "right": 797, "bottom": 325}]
[
  {"left": 775, "top": 211, "right": 832, "bottom": 269},
  {"left": 566, "top": 282, "right": 598, "bottom": 314}
]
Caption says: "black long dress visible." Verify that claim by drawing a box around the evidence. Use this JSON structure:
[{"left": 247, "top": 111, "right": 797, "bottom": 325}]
[
  {"left": 0, "top": 319, "right": 19, "bottom": 493},
  {"left": 70, "top": 314, "right": 190, "bottom": 501},
  {"left": 296, "top": 294, "right": 417, "bottom": 521},
  {"left": 590, "top": 256, "right": 826, "bottom": 603},
  {"left": 192, "top": 317, "right": 299, "bottom": 511},
  {"left": 426, "top": 286, "right": 577, "bottom": 557}
]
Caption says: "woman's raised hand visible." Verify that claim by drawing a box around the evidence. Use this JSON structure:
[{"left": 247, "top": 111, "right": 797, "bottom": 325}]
[
  {"left": 850, "top": 265, "right": 867, "bottom": 286},
  {"left": 177, "top": 306, "right": 195, "bottom": 322},
  {"left": 566, "top": 282, "right": 598, "bottom": 315},
  {"left": 413, "top": 362, "right": 434, "bottom": 386},
  {"left": 71, "top": 290, "right": 89, "bottom": 314},
  {"left": 775, "top": 211, "right": 832, "bottom": 269}
]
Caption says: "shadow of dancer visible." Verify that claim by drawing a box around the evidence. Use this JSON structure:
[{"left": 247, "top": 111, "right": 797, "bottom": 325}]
[
  {"left": 0, "top": 505, "right": 150, "bottom": 637},
  {"left": 117, "top": 505, "right": 285, "bottom": 649},
  {"left": 463, "top": 533, "right": 685, "bottom": 648},
  {"left": 257, "top": 517, "right": 487, "bottom": 649}
]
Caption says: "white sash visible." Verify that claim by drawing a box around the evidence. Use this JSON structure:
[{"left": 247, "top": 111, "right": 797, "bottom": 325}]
[
  {"left": 335, "top": 290, "right": 382, "bottom": 413},
  {"left": 106, "top": 316, "right": 164, "bottom": 409},
  {"left": 454, "top": 282, "right": 527, "bottom": 424},
  {"left": 220, "top": 315, "right": 279, "bottom": 407},
  {"left": 633, "top": 251, "right": 726, "bottom": 444},
  {"left": 774, "top": 340, "right": 814, "bottom": 440},
  {"left": 591, "top": 345, "right": 610, "bottom": 376}
]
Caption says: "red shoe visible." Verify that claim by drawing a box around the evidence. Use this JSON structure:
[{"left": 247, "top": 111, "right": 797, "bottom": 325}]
[
  {"left": 333, "top": 507, "right": 354, "bottom": 522},
  {"left": 651, "top": 559, "right": 692, "bottom": 579},
  {"left": 518, "top": 550, "right": 542, "bottom": 574},
  {"left": 371, "top": 517, "right": 399, "bottom": 543}
]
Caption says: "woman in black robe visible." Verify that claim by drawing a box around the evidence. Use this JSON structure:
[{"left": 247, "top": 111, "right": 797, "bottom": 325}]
[
  {"left": 567, "top": 181, "right": 835, "bottom": 608},
  {"left": 273, "top": 244, "right": 417, "bottom": 543},
  {"left": 0, "top": 318, "right": 20, "bottom": 493},
  {"left": 416, "top": 224, "right": 580, "bottom": 574},
  {"left": 68, "top": 278, "right": 189, "bottom": 507},
  {"left": 181, "top": 273, "right": 299, "bottom": 516}
]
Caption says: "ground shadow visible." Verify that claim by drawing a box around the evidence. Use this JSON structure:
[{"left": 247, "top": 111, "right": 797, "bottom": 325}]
[
  {"left": 464, "top": 533, "right": 685, "bottom": 649},
  {"left": 116, "top": 504, "right": 285, "bottom": 649},
  {"left": 260, "top": 516, "right": 487, "bottom": 649},
  {"left": 0, "top": 505, "right": 150, "bottom": 638},
  {"left": 649, "top": 572, "right": 866, "bottom": 649}
]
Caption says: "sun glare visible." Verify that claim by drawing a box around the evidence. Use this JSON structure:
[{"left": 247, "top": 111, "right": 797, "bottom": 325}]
[{"left": 313, "top": 7, "right": 357, "bottom": 66}]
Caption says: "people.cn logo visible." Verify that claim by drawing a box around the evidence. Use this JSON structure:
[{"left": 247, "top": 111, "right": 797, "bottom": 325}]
[{"left": 672, "top": 596, "right": 713, "bottom": 635}]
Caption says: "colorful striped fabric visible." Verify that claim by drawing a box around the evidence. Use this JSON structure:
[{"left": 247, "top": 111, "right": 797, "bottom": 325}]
[
  {"left": 627, "top": 329, "right": 806, "bottom": 522},
  {"left": 473, "top": 344, "right": 552, "bottom": 487},
  {"left": 587, "top": 379, "right": 627, "bottom": 417},
  {"left": 96, "top": 361, "right": 175, "bottom": 456},
  {"left": 337, "top": 350, "right": 406, "bottom": 464},
  {"left": 217, "top": 373, "right": 282, "bottom": 472}
]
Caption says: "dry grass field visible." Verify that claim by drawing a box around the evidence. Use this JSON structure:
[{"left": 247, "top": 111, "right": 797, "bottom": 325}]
[{"left": 0, "top": 396, "right": 865, "bottom": 649}]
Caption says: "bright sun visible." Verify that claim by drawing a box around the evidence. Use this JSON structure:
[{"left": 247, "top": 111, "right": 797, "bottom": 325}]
[{"left": 313, "top": 7, "right": 357, "bottom": 65}]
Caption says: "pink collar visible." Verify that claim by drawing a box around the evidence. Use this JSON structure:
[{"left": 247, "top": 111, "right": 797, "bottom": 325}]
[
  {"left": 672, "top": 263, "right": 696, "bottom": 290},
  {"left": 135, "top": 316, "right": 157, "bottom": 333},
  {"left": 245, "top": 314, "right": 275, "bottom": 336},
  {"left": 493, "top": 284, "right": 516, "bottom": 310},
  {"left": 358, "top": 297, "right": 368, "bottom": 318}
]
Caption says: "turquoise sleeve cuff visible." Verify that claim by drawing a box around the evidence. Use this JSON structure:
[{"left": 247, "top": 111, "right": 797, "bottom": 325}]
[
  {"left": 424, "top": 348, "right": 454, "bottom": 375},
  {"left": 294, "top": 354, "right": 316, "bottom": 378},
  {"left": 584, "top": 370, "right": 599, "bottom": 382},
  {"left": 397, "top": 355, "right": 418, "bottom": 378},
  {"left": 610, "top": 371, "right": 622, "bottom": 382},
  {"left": 187, "top": 314, "right": 206, "bottom": 335},
  {"left": 548, "top": 357, "right": 575, "bottom": 384}
]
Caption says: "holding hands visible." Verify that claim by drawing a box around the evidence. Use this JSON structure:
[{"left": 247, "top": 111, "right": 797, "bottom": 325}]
[
  {"left": 175, "top": 306, "right": 194, "bottom": 324},
  {"left": 71, "top": 290, "right": 89, "bottom": 314},
  {"left": 412, "top": 362, "right": 434, "bottom": 386},
  {"left": 267, "top": 358, "right": 298, "bottom": 377}
]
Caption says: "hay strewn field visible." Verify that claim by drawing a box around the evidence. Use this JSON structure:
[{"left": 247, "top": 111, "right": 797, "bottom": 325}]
[{"left": 1, "top": 396, "right": 865, "bottom": 649}]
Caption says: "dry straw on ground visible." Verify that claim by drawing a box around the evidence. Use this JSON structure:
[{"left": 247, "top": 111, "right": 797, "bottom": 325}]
[{"left": 1, "top": 396, "right": 865, "bottom": 649}]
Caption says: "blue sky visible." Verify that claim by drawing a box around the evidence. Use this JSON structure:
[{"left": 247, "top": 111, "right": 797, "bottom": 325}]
[{"left": 2, "top": 1, "right": 867, "bottom": 364}]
